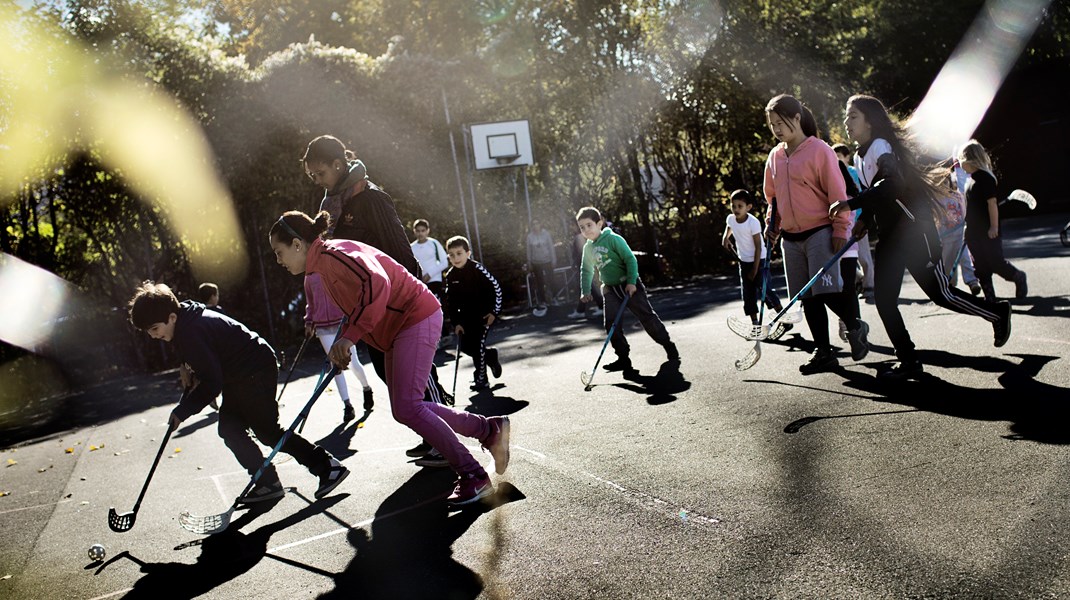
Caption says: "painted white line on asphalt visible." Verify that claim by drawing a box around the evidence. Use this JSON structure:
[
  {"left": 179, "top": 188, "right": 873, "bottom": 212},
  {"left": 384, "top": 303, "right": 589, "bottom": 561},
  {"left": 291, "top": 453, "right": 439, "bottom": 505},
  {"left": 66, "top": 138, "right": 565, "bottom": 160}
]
[
  {"left": 267, "top": 494, "right": 449, "bottom": 554},
  {"left": 210, "top": 474, "right": 228, "bottom": 504},
  {"left": 513, "top": 445, "right": 546, "bottom": 460},
  {"left": 581, "top": 471, "right": 722, "bottom": 527},
  {"left": 0, "top": 498, "right": 71, "bottom": 516},
  {"left": 86, "top": 588, "right": 132, "bottom": 600}
]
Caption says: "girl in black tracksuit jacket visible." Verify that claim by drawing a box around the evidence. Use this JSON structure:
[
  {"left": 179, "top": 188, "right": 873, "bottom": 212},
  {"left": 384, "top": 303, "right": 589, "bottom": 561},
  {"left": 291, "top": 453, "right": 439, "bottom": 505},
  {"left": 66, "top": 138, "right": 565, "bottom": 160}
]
[{"left": 831, "top": 95, "right": 1011, "bottom": 380}]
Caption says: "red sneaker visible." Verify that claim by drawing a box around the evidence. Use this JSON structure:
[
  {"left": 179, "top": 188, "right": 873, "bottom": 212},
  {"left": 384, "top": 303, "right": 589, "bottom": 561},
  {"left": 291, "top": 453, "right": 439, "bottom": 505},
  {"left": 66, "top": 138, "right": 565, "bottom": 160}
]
[{"left": 447, "top": 473, "right": 493, "bottom": 507}]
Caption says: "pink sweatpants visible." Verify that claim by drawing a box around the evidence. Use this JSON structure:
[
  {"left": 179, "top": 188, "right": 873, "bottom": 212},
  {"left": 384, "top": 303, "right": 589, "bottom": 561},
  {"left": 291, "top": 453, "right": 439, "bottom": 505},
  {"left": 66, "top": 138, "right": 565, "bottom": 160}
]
[{"left": 387, "top": 311, "right": 489, "bottom": 477}]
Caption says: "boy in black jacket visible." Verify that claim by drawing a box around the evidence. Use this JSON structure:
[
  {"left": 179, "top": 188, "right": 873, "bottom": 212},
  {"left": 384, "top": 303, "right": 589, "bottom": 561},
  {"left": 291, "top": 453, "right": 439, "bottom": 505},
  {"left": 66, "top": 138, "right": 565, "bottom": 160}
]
[
  {"left": 444, "top": 236, "right": 503, "bottom": 390},
  {"left": 128, "top": 281, "right": 349, "bottom": 503}
]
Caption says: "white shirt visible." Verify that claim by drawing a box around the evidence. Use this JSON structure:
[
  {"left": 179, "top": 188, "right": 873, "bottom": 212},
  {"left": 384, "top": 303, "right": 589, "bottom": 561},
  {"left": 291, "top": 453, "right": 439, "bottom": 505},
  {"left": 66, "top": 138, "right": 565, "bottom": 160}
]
[
  {"left": 410, "top": 238, "right": 448, "bottom": 283},
  {"left": 853, "top": 138, "right": 893, "bottom": 189},
  {"left": 726, "top": 213, "right": 765, "bottom": 262}
]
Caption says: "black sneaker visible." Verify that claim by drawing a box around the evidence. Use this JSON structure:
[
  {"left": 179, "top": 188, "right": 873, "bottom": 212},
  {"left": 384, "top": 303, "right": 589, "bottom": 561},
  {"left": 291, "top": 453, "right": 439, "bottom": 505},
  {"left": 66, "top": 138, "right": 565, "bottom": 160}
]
[
  {"left": 414, "top": 448, "right": 450, "bottom": 468},
  {"left": 342, "top": 403, "right": 355, "bottom": 423},
  {"left": 602, "top": 357, "right": 632, "bottom": 372},
  {"left": 362, "top": 387, "right": 374, "bottom": 411},
  {"left": 879, "top": 360, "right": 924, "bottom": 382},
  {"left": 315, "top": 458, "right": 349, "bottom": 500},
  {"left": 406, "top": 441, "right": 433, "bottom": 458},
  {"left": 237, "top": 479, "right": 285, "bottom": 505},
  {"left": 470, "top": 380, "right": 490, "bottom": 391},
  {"left": 1014, "top": 271, "right": 1028, "bottom": 299},
  {"left": 664, "top": 342, "right": 680, "bottom": 362},
  {"left": 798, "top": 348, "right": 838, "bottom": 375},
  {"left": 993, "top": 301, "right": 1012, "bottom": 347},
  {"left": 846, "top": 320, "right": 870, "bottom": 361},
  {"left": 488, "top": 348, "right": 503, "bottom": 379}
]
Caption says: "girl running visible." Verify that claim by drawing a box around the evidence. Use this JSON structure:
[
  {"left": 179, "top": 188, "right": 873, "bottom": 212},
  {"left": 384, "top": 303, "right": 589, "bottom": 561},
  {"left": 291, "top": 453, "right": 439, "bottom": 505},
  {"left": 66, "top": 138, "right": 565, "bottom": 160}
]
[
  {"left": 830, "top": 95, "right": 1012, "bottom": 381},
  {"left": 269, "top": 210, "right": 511, "bottom": 507},
  {"left": 763, "top": 94, "right": 870, "bottom": 375}
]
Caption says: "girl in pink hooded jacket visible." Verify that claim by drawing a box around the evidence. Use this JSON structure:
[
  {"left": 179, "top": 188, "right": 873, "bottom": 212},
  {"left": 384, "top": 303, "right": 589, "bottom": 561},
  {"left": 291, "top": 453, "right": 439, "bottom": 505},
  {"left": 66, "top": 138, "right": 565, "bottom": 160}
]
[
  {"left": 269, "top": 210, "right": 511, "bottom": 508},
  {"left": 762, "top": 94, "right": 870, "bottom": 374}
]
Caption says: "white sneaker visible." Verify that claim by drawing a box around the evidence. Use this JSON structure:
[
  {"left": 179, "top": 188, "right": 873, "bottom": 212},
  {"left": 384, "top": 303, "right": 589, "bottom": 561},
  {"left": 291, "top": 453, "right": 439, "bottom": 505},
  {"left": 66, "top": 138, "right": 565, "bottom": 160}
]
[
  {"left": 589, "top": 308, "right": 603, "bottom": 317},
  {"left": 567, "top": 310, "right": 585, "bottom": 319}
]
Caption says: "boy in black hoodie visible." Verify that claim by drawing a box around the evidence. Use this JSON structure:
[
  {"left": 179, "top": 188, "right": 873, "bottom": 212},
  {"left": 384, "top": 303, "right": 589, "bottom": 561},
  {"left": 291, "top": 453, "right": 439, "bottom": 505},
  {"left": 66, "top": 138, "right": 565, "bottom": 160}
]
[
  {"left": 444, "top": 236, "right": 503, "bottom": 390},
  {"left": 128, "top": 281, "right": 349, "bottom": 503}
]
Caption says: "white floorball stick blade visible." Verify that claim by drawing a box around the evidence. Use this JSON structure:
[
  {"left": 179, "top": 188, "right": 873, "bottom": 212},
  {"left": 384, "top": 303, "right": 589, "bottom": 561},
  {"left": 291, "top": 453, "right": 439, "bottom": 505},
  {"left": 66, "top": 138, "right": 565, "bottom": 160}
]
[
  {"left": 580, "top": 371, "right": 593, "bottom": 386},
  {"left": 179, "top": 508, "right": 234, "bottom": 535},
  {"left": 727, "top": 316, "right": 769, "bottom": 341},
  {"left": 779, "top": 307, "right": 804, "bottom": 324},
  {"left": 1007, "top": 189, "right": 1037, "bottom": 210},
  {"left": 734, "top": 343, "right": 761, "bottom": 371}
]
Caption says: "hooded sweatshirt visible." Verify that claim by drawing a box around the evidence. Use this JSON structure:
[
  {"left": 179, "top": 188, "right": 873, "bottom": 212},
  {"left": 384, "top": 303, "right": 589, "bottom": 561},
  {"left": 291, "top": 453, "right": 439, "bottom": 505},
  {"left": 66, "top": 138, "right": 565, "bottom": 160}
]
[
  {"left": 170, "top": 301, "right": 276, "bottom": 421},
  {"left": 580, "top": 227, "right": 639, "bottom": 294},
  {"left": 305, "top": 237, "right": 440, "bottom": 352},
  {"left": 763, "top": 136, "right": 851, "bottom": 240}
]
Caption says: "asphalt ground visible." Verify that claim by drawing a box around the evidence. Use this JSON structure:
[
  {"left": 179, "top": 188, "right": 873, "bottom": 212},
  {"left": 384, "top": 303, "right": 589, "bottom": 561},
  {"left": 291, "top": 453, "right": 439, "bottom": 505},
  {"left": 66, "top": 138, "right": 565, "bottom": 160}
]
[{"left": 1, "top": 211, "right": 1068, "bottom": 600}]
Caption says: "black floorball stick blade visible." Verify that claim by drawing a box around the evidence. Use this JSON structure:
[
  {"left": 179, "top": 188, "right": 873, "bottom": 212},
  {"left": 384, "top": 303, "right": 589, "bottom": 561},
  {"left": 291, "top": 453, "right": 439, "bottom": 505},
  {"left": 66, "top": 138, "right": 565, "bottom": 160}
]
[{"left": 108, "top": 508, "right": 135, "bottom": 533}]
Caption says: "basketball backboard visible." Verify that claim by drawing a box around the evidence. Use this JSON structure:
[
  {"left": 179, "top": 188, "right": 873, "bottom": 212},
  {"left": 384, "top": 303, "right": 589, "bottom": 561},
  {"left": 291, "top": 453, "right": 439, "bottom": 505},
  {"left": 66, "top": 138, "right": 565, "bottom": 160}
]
[{"left": 469, "top": 120, "right": 534, "bottom": 170}]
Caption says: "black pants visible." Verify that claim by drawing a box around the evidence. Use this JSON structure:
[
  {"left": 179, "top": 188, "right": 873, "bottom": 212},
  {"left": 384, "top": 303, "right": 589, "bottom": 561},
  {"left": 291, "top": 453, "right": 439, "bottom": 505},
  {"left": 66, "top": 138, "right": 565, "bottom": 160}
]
[
  {"left": 965, "top": 232, "right": 1022, "bottom": 299},
  {"left": 875, "top": 231, "right": 1002, "bottom": 362},
  {"left": 531, "top": 262, "right": 554, "bottom": 306},
  {"left": 840, "top": 257, "right": 861, "bottom": 319},
  {"left": 602, "top": 279, "right": 672, "bottom": 359},
  {"left": 368, "top": 345, "right": 448, "bottom": 404},
  {"left": 218, "top": 365, "right": 330, "bottom": 482},
  {"left": 739, "top": 260, "right": 783, "bottom": 318},
  {"left": 458, "top": 321, "right": 494, "bottom": 385}
]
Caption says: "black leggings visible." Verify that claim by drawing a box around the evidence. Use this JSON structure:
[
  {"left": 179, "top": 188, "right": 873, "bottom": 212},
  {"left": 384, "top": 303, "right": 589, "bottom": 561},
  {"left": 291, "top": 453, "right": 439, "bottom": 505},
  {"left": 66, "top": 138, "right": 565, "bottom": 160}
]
[{"left": 874, "top": 231, "right": 1002, "bottom": 362}]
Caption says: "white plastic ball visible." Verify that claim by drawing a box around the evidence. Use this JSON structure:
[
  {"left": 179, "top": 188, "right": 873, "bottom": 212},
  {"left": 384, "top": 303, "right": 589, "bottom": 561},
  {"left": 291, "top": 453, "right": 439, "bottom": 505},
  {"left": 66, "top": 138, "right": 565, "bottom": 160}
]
[{"left": 88, "top": 543, "right": 106, "bottom": 561}]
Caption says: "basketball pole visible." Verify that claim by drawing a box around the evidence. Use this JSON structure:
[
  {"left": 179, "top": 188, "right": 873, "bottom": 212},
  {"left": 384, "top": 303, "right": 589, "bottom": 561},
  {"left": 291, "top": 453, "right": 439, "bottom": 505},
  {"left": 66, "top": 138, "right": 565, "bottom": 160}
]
[
  {"left": 460, "top": 125, "right": 485, "bottom": 263},
  {"left": 441, "top": 89, "right": 473, "bottom": 246}
]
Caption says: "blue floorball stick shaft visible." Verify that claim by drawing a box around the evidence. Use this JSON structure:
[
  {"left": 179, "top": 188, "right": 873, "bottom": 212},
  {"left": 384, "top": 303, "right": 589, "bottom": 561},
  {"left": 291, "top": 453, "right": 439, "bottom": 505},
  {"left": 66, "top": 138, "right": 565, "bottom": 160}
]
[
  {"left": 581, "top": 293, "right": 631, "bottom": 389},
  {"left": 179, "top": 366, "right": 340, "bottom": 534},
  {"left": 244, "top": 364, "right": 340, "bottom": 498},
  {"left": 766, "top": 232, "right": 863, "bottom": 330}
]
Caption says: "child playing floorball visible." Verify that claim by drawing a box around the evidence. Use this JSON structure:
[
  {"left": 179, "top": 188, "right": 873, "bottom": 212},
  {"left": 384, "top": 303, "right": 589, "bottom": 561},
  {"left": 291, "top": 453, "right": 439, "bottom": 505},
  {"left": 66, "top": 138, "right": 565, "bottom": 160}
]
[
  {"left": 831, "top": 95, "right": 1011, "bottom": 380},
  {"left": 721, "top": 189, "right": 791, "bottom": 329},
  {"left": 269, "top": 210, "right": 511, "bottom": 506},
  {"left": 128, "top": 282, "right": 349, "bottom": 503},
  {"left": 577, "top": 206, "right": 678, "bottom": 373},
  {"left": 444, "top": 235, "right": 504, "bottom": 391}
]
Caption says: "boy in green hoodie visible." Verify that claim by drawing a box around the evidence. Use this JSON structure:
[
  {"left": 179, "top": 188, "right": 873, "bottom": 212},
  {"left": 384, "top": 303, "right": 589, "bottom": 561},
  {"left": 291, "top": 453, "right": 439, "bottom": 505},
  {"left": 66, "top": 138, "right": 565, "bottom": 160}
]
[{"left": 577, "top": 206, "right": 678, "bottom": 373}]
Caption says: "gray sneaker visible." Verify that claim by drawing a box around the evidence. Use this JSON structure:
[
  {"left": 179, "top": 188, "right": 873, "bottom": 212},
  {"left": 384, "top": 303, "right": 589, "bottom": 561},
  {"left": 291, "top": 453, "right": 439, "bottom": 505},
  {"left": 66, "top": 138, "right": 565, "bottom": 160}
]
[{"left": 846, "top": 320, "right": 870, "bottom": 361}]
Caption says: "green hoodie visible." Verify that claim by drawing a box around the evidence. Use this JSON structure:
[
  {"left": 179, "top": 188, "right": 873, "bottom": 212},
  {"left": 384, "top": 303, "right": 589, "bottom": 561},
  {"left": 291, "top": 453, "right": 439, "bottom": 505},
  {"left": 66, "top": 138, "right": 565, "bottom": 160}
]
[{"left": 580, "top": 227, "right": 639, "bottom": 294}]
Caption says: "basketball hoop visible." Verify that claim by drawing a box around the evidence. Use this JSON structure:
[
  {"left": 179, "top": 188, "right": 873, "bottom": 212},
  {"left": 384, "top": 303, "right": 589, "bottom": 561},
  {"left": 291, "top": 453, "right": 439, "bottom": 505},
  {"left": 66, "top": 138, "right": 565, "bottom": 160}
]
[{"left": 494, "top": 154, "right": 520, "bottom": 166}]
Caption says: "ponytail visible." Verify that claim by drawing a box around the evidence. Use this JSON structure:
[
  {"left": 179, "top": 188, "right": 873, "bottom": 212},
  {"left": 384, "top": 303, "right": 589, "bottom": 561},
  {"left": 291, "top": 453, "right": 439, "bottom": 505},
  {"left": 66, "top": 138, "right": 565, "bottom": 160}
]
[{"left": 270, "top": 210, "right": 331, "bottom": 244}]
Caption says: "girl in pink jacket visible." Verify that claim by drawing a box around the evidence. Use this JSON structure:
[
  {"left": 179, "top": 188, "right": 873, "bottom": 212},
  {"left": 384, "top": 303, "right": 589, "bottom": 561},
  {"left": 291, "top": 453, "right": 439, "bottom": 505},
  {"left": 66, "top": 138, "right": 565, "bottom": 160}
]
[
  {"left": 269, "top": 210, "right": 511, "bottom": 507},
  {"left": 762, "top": 94, "right": 870, "bottom": 374}
]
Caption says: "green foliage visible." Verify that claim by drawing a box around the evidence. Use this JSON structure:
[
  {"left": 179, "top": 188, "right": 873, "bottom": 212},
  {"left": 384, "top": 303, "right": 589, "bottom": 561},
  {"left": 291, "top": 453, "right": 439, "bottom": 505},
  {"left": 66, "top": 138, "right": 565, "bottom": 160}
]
[{"left": 3, "top": 0, "right": 1068, "bottom": 377}]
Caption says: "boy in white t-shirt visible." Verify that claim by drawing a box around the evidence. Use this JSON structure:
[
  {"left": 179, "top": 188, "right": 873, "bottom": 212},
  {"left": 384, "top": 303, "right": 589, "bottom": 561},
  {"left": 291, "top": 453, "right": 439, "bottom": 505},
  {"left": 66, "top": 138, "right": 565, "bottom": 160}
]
[
  {"left": 411, "top": 219, "right": 450, "bottom": 343},
  {"left": 721, "top": 189, "right": 789, "bottom": 326}
]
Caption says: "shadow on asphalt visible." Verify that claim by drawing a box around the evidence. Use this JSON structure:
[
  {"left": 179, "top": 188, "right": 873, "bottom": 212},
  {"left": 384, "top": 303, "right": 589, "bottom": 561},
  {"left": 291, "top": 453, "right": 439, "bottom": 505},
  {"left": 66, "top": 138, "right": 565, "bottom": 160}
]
[
  {"left": 93, "top": 494, "right": 347, "bottom": 598},
  {"left": 314, "top": 409, "right": 373, "bottom": 461},
  {"left": 320, "top": 468, "right": 525, "bottom": 600},
  {"left": 608, "top": 360, "right": 691, "bottom": 405},
  {"left": 775, "top": 351, "right": 1070, "bottom": 445}
]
